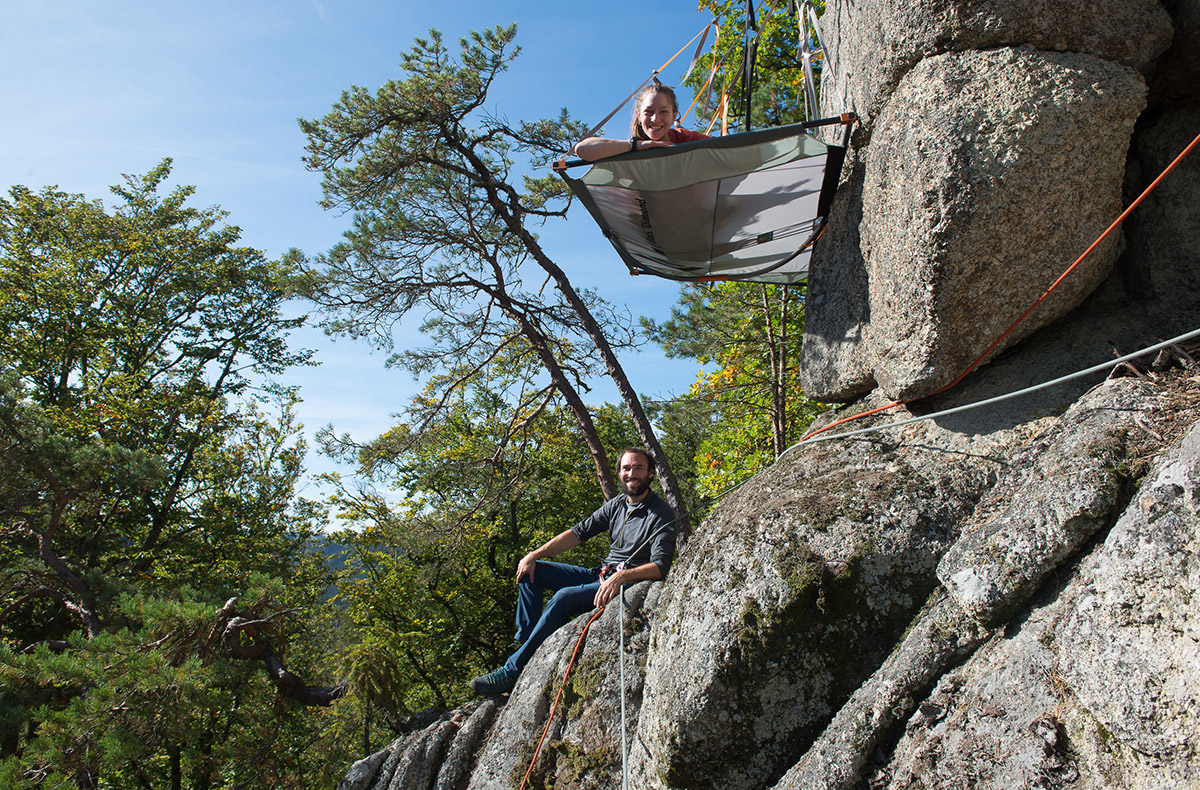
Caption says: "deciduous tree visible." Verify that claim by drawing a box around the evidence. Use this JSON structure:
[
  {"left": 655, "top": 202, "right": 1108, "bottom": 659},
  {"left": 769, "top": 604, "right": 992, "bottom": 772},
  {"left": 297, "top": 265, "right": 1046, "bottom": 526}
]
[
  {"left": 0, "top": 163, "right": 349, "bottom": 788},
  {"left": 325, "top": 364, "right": 620, "bottom": 714},
  {"left": 687, "top": 0, "right": 826, "bottom": 131},
  {"left": 645, "top": 282, "right": 827, "bottom": 496}
]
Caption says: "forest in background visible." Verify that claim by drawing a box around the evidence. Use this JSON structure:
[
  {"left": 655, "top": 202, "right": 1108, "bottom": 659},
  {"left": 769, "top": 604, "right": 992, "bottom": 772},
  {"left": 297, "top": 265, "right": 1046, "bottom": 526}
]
[{"left": 0, "top": 3, "right": 829, "bottom": 787}]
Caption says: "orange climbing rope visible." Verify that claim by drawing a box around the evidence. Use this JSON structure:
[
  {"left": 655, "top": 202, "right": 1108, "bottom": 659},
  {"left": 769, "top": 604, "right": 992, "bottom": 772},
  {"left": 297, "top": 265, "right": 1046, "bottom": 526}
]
[
  {"left": 799, "top": 126, "right": 1200, "bottom": 445},
  {"left": 519, "top": 606, "right": 607, "bottom": 790}
]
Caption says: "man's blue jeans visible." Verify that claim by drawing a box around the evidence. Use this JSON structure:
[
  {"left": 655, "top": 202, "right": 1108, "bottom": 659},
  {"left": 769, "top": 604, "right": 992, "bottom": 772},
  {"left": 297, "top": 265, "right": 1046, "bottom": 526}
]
[{"left": 504, "top": 560, "right": 601, "bottom": 673}]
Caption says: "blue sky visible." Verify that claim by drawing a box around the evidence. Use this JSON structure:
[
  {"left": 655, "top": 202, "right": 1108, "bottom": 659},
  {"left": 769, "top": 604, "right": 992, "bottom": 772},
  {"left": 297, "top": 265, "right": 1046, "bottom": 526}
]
[{"left": 1, "top": 1, "right": 715, "bottom": 492}]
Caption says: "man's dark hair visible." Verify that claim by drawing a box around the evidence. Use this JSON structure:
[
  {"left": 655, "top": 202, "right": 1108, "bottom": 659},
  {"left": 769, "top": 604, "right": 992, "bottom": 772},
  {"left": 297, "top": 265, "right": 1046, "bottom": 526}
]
[{"left": 619, "top": 446, "right": 656, "bottom": 476}]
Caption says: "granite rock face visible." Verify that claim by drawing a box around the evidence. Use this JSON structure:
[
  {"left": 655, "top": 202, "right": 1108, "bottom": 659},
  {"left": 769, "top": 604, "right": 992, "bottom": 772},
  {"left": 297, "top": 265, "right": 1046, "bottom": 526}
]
[
  {"left": 344, "top": 373, "right": 1200, "bottom": 790},
  {"left": 885, "top": 414, "right": 1200, "bottom": 790},
  {"left": 627, "top": 414, "right": 998, "bottom": 790},
  {"left": 936, "top": 380, "right": 1157, "bottom": 624},
  {"left": 1122, "top": 101, "right": 1200, "bottom": 318},
  {"left": 801, "top": 0, "right": 1183, "bottom": 401},
  {"left": 798, "top": 156, "right": 876, "bottom": 401},
  {"left": 1057, "top": 420, "right": 1200, "bottom": 785},
  {"left": 818, "top": 0, "right": 1172, "bottom": 128}
]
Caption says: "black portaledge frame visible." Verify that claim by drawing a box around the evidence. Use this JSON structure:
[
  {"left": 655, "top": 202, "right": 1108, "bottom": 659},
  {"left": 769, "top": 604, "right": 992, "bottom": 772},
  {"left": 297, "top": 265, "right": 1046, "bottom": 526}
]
[{"left": 556, "top": 115, "right": 856, "bottom": 283}]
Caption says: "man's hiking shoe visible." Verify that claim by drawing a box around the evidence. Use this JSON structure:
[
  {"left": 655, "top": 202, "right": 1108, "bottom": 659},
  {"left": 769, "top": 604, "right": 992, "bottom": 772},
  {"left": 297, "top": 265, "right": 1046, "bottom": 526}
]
[{"left": 471, "top": 666, "right": 518, "bottom": 696}]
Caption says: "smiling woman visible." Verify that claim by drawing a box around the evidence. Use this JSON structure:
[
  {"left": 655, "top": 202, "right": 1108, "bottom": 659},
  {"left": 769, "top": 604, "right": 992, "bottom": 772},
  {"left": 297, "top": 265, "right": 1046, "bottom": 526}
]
[{"left": 573, "top": 82, "right": 711, "bottom": 161}]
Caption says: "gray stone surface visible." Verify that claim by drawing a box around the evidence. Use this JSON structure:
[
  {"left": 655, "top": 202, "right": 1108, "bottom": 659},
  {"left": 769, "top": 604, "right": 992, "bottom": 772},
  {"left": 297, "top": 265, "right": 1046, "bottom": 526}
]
[
  {"left": 628, "top": 418, "right": 1004, "bottom": 790},
  {"left": 937, "top": 378, "right": 1160, "bottom": 624},
  {"left": 433, "top": 700, "right": 499, "bottom": 790},
  {"left": 767, "top": 590, "right": 989, "bottom": 790},
  {"left": 882, "top": 601, "right": 1081, "bottom": 790},
  {"left": 861, "top": 48, "right": 1145, "bottom": 400},
  {"left": 885, "top": 412, "right": 1200, "bottom": 790},
  {"left": 1057, "top": 419, "right": 1200, "bottom": 786},
  {"left": 819, "top": 0, "right": 1172, "bottom": 127},
  {"left": 385, "top": 719, "right": 457, "bottom": 790},
  {"left": 338, "top": 746, "right": 391, "bottom": 790}
]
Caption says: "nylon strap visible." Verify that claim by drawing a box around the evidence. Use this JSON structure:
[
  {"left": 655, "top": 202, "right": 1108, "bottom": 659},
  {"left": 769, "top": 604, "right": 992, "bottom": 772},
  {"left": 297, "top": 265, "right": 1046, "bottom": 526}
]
[{"left": 575, "top": 21, "right": 716, "bottom": 145}]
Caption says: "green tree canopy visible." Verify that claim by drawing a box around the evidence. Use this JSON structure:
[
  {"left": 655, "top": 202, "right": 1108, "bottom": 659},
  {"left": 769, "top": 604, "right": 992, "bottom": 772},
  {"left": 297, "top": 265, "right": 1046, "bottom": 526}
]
[
  {"left": 686, "top": 0, "right": 826, "bottom": 131},
  {"left": 645, "top": 282, "right": 827, "bottom": 497},
  {"left": 0, "top": 163, "right": 353, "bottom": 789},
  {"left": 324, "top": 355, "right": 629, "bottom": 715}
]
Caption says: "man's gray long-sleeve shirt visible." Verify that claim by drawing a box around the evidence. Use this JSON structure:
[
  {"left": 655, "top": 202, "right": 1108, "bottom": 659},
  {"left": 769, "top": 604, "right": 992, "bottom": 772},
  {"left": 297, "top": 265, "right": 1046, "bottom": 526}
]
[{"left": 571, "top": 490, "right": 678, "bottom": 578}]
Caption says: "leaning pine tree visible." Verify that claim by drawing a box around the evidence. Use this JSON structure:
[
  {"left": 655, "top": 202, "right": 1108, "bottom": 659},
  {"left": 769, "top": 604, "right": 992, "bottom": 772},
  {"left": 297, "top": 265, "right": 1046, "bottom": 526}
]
[{"left": 299, "top": 25, "right": 689, "bottom": 531}]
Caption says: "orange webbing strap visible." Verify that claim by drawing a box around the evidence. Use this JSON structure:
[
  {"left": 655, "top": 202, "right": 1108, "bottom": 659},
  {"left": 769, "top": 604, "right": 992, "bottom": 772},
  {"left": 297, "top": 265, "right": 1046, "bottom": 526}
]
[
  {"left": 799, "top": 126, "right": 1200, "bottom": 445},
  {"left": 682, "top": 52, "right": 721, "bottom": 127},
  {"left": 681, "top": 25, "right": 723, "bottom": 127},
  {"left": 519, "top": 607, "right": 607, "bottom": 790}
]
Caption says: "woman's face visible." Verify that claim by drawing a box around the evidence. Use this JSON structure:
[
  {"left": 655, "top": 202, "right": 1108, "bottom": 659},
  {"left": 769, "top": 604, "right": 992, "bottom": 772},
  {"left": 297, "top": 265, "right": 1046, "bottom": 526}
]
[{"left": 639, "top": 91, "right": 677, "bottom": 141}]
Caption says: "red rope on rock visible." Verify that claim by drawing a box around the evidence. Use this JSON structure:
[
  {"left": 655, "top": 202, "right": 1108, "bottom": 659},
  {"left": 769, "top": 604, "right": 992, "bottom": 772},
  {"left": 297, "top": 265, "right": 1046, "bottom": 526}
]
[
  {"left": 800, "top": 127, "right": 1200, "bottom": 445},
  {"left": 519, "top": 606, "right": 606, "bottom": 790}
]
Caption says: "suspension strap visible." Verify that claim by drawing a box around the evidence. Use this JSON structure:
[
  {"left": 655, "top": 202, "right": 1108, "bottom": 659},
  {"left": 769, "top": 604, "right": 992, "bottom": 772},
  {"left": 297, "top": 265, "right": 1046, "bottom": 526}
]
[
  {"left": 576, "top": 22, "right": 716, "bottom": 144},
  {"left": 741, "top": 0, "right": 760, "bottom": 131},
  {"left": 798, "top": 0, "right": 824, "bottom": 121}
]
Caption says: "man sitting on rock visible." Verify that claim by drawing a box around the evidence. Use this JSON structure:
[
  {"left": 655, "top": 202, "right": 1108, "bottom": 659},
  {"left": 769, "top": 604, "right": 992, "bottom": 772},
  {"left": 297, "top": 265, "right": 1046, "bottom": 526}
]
[{"left": 470, "top": 447, "right": 678, "bottom": 696}]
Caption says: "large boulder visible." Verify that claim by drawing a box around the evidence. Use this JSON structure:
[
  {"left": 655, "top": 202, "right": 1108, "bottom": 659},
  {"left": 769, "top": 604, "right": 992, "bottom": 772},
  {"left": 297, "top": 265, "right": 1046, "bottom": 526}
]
[
  {"left": 770, "top": 376, "right": 1163, "bottom": 790},
  {"left": 819, "top": 0, "right": 1172, "bottom": 127},
  {"left": 859, "top": 48, "right": 1145, "bottom": 400},
  {"left": 628, "top": 409, "right": 1004, "bottom": 790}
]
